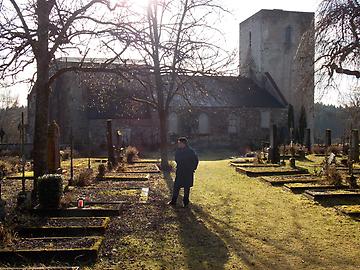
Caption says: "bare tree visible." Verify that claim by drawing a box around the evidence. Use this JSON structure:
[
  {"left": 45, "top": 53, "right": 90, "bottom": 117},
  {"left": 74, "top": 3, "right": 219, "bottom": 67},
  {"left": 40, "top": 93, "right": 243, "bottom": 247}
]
[
  {"left": 340, "top": 86, "right": 360, "bottom": 131},
  {"left": 316, "top": 0, "right": 360, "bottom": 79},
  {"left": 0, "top": 0, "right": 127, "bottom": 183},
  {"left": 109, "top": 0, "right": 234, "bottom": 168}
]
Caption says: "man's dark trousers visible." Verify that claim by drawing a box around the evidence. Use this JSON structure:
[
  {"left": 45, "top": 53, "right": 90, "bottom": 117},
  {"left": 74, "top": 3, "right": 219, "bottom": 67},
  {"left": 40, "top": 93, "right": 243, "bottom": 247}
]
[{"left": 171, "top": 183, "right": 190, "bottom": 206}]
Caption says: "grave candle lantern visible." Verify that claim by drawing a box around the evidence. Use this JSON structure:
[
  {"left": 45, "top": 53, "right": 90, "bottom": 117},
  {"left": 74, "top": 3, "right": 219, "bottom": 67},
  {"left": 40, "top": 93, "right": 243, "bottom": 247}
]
[{"left": 77, "top": 197, "right": 84, "bottom": 208}]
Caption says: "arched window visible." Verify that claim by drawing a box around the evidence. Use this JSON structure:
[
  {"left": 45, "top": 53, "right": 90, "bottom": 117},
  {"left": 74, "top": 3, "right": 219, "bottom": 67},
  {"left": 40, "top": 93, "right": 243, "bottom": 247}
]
[
  {"left": 198, "top": 113, "right": 209, "bottom": 134},
  {"left": 228, "top": 113, "right": 237, "bottom": 134},
  {"left": 249, "top": 31, "right": 252, "bottom": 48},
  {"left": 168, "top": 112, "right": 178, "bottom": 134}
]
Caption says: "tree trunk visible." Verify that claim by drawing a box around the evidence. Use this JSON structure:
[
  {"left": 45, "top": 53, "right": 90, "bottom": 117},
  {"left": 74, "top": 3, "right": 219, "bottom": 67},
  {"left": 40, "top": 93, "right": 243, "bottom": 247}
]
[
  {"left": 159, "top": 109, "right": 169, "bottom": 170},
  {"left": 33, "top": 72, "right": 50, "bottom": 179},
  {"left": 33, "top": 0, "right": 52, "bottom": 191}
]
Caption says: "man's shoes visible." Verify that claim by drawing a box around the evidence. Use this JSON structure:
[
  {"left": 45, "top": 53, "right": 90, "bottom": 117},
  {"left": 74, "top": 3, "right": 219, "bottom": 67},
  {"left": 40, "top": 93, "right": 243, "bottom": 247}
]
[{"left": 167, "top": 201, "right": 176, "bottom": 206}]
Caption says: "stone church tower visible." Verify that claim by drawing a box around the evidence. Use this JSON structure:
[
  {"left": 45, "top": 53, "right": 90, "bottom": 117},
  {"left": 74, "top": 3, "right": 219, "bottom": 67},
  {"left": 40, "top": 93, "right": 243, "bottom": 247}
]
[{"left": 239, "top": 9, "right": 314, "bottom": 140}]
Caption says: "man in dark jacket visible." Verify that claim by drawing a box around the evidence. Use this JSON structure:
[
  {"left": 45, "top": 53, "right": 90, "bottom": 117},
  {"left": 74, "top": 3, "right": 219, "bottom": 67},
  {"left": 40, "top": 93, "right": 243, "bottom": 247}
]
[{"left": 168, "top": 137, "right": 199, "bottom": 207}]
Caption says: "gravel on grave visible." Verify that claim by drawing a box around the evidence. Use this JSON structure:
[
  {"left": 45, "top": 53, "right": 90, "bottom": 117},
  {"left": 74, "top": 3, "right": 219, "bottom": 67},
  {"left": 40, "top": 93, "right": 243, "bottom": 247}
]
[
  {"left": 308, "top": 189, "right": 360, "bottom": 195},
  {"left": 104, "top": 172, "right": 149, "bottom": 178},
  {"left": 262, "top": 174, "right": 318, "bottom": 180},
  {"left": 122, "top": 163, "right": 159, "bottom": 172},
  {"left": 89, "top": 181, "right": 149, "bottom": 189},
  {"left": 241, "top": 166, "right": 307, "bottom": 172},
  {"left": 62, "top": 187, "right": 142, "bottom": 203},
  {"left": 1, "top": 178, "right": 33, "bottom": 216},
  {"left": 24, "top": 217, "right": 106, "bottom": 227},
  {"left": 8, "top": 237, "right": 96, "bottom": 250}
]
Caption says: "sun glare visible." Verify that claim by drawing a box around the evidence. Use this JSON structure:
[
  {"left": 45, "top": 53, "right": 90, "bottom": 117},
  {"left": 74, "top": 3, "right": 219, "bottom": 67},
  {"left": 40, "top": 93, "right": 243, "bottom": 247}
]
[{"left": 110, "top": 0, "right": 150, "bottom": 10}]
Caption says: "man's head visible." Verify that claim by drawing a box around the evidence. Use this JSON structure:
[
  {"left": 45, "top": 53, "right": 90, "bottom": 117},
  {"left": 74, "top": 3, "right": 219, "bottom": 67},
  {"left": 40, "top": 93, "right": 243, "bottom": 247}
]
[{"left": 177, "top": 137, "right": 188, "bottom": 149}]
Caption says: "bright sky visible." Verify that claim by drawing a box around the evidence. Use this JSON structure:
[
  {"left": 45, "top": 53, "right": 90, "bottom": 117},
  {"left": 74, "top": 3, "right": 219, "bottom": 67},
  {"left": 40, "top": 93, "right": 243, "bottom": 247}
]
[
  {"left": 221, "top": 0, "right": 318, "bottom": 46},
  {"left": 9, "top": 0, "right": 347, "bottom": 107}
]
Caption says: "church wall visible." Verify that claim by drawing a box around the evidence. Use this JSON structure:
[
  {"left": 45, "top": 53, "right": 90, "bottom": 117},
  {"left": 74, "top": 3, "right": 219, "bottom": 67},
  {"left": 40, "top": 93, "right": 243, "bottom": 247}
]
[{"left": 168, "top": 107, "right": 287, "bottom": 150}]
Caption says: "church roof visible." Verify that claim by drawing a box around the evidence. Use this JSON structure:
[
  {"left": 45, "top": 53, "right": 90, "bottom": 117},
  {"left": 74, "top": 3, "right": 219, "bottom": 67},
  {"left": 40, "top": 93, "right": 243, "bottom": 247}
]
[{"left": 172, "top": 76, "right": 285, "bottom": 108}]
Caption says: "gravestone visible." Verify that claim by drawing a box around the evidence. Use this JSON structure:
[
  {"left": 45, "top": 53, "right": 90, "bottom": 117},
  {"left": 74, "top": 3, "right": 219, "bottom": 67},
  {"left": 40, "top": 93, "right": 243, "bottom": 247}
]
[
  {"left": 269, "top": 124, "right": 280, "bottom": 163},
  {"left": 289, "top": 158, "right": 296, "bottom": 168},
  {"left": 47, "top": 120, "right": 60, "bottom": 173},
  {"left": 305, "top": 128, "right": 311, "bottom": 152},
  {"left": 325, "top": 129, "right": 331, "bottom": 147},
  {"left": 327, "top": 152, "right": 336, "bottom": 165},
  {"left": 0, "top": 169, "right": 5, "bottom": 221},
  {"left": 350, "top": 129, "right": 359, "bottom": 162},
  {"left": 107, "top": 120, "right": 116, "bottom": 166},
  {"left": 115, "top": 130, "right": 124, "bottom": 163},
  {"left": 116, "top": 130, "right": 123, "bottom": 150},
  {"left": 0, "top": 128, "right": 5, "bottom": 143}
]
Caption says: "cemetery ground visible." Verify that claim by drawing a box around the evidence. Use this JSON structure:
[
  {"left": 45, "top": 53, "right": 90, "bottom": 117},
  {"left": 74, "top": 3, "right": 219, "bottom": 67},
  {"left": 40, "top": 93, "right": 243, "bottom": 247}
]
[{"left": 1, "top": 154, "right": 360, "bottom": 269}]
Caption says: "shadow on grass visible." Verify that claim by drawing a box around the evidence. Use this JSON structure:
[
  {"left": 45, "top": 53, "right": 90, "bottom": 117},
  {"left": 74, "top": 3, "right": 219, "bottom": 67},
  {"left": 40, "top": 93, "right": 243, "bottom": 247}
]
[
  {"left": 163, "top": 172, "right": 229, "bottom": 269},
  {"left": 186, "top": 200, "right": 354, "bottom": 270},
  {"left": 162, "top": 170, "right": 355, "bottom": 270}
]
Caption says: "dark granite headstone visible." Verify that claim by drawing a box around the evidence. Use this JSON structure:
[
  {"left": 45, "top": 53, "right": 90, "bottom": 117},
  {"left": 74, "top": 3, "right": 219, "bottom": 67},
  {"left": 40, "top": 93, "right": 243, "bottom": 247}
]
[
  {"left": 107, "top": 120, "right": 116, "bottom": 166},
  {"left": 325, "top": 129, "right": 331, "bottom": 147},
  {"left": 305, "top": 128, "right": 311, "bottom": 151},
  {"left": 350, "top": 129, "right": 359, "bottom": 162},
  {"left": 269, "top": 124, "right": 280, "bottom": 163}
]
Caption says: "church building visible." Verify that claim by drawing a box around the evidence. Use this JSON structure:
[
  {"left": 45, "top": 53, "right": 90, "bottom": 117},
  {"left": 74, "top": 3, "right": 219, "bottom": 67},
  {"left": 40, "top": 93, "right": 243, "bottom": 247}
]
[{"left": 27, "top": 9, "right": 315, "bottom": 153}]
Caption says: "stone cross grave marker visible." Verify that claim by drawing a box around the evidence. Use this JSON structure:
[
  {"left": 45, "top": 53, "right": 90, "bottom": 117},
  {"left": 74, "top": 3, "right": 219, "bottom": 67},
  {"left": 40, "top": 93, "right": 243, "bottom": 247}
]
[
  {"left": 47, "top": 120, "right": 60, "bottom": 173},
  {"left": 107, "top": 119, "right": 116, "bottom": 167},
  {"left": 350, "top": 129, "right": 359, "bottom": 162}
]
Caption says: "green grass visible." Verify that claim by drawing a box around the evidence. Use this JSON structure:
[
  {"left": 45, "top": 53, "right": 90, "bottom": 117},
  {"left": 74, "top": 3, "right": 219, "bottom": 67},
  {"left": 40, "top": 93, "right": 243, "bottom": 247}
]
[{"left": 87, "top": 158, "right": 360, "bottom": 270}]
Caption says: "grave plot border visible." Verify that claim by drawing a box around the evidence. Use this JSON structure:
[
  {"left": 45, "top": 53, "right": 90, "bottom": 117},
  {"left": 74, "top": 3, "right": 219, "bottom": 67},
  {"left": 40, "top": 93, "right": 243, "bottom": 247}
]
[
  {"left": 283, "top": 183, "right": 347, "bottom": 194},
  {"left": 260, "top": 176, "right": 319, "bottom": 186},
  {"left": 334, "top": 205, "right": 360, "bottom": 218},
  {"left": 5, "top": 176, "right": 34, "bottom": 181},
  {"left": 93, "top": 159, "right": 159, "bottom": 164},
  {"left": 304, "top": 189, "right": 360, "bottom": 206},
  {"left": 236, "top": 167, "right": 309, "bottom": 177},
  {"left": 0, "top": 236, "right": 104, "bottom": 264},
  {"left": 0, "top": 267, "right": 80, "bottom": 270},
  {"left": 133, "top": 159, "right": 160, "bottom": 164}
]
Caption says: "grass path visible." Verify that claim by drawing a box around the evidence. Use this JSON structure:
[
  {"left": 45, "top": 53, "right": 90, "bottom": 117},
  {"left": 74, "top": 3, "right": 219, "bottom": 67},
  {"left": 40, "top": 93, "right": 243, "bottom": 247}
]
[{"left": 94, "top": 159, "right": 360, "bottom": 270}]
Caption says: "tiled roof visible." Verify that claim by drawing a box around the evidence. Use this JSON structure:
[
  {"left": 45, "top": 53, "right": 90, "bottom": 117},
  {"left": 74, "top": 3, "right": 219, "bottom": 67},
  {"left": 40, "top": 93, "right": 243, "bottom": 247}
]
[{"left": 172, "top": 76, "right": 285, "bottom": 108}]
